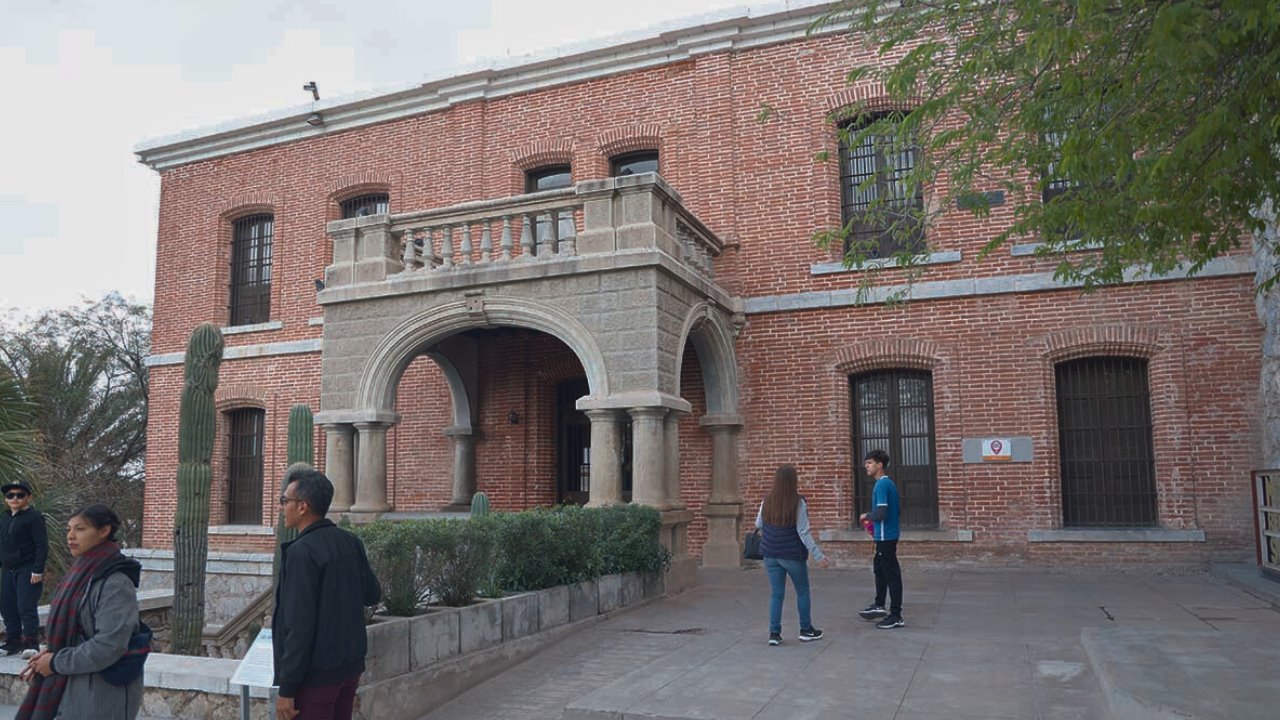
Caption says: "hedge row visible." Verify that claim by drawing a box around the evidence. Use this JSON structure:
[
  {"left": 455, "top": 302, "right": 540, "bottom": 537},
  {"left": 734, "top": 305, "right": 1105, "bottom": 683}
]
[{"left": 352, "top": 504, "right": 670, "bottom": 616}]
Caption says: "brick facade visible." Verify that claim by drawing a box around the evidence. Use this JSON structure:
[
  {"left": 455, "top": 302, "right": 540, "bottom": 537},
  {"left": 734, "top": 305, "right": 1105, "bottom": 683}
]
[{"left": 141, "top": 16, "right": 1262, "bottom": 567}]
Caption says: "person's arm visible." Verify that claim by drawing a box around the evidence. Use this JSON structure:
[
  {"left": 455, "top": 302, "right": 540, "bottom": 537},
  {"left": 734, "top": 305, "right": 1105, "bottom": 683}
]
[
  {"left": 795, "top": 500, "right": 825, "bottom": 562},
  {"left": 274, "top": 546, "right": 322, "bottom": 699},
  {"left": 50, "top": 574, "right": 137, "bottom": 675},
  {"left": 30, "top": 512, "right": 48, "bottom": 576},
  {"left": 867, "top": 479, "right": 888, "bottom": 522},
  {"left": 755, "top": 502, "right": 763, "bottom": 530}
]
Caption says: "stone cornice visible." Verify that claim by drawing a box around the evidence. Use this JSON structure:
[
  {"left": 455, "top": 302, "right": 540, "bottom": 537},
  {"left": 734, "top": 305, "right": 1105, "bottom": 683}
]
[{"left": 133, "top": 1, "right": 838, "bottom": 171}]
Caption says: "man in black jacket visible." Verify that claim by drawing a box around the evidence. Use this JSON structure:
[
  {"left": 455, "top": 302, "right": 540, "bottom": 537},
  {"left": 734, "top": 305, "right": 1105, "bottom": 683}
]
[
  {"left": 0, "top": 480, "right": 48, "bottom": 655},
  {"left": 272, "top": 465, "right": 381, "bottom": 720}
]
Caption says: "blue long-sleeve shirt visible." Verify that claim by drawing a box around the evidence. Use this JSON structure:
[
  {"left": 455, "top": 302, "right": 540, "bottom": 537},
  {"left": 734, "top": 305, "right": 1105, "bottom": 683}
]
[{"left": 755, "top": 498, "right": 825, "bottom": 561}]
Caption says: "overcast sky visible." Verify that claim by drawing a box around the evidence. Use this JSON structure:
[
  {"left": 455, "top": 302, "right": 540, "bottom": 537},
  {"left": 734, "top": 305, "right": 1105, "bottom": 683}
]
[{"left": 0, "top": 0, "right": 748, "bottom": 315}]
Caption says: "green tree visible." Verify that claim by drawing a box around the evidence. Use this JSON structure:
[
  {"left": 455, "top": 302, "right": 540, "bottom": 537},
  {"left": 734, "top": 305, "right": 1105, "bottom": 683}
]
[
  {"left": 816, "top": 0, "right": 1280, "bottom": 289},
  {"left": 0, "top": 373, "right": 36, "bottom": 487},
  {"left": 0, "top": 294, "right": 150, "bottom": 547}
]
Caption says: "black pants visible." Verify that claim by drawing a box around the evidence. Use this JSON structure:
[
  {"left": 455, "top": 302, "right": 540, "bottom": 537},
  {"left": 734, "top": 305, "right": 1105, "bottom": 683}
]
[
  {"left": 0, "top": 567, "right": 42, "bottom": 642},
  {"left": 873, "top": 540, "right": 903, "bottom": 616}
]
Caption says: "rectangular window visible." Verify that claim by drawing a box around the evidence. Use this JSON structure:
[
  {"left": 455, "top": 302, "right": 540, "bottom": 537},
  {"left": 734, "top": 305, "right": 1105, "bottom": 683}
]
[
  {"left": 229, "top": 214, "right": 273, "bottom": 326},
  {"left": 850, "top": 370, "right": 938, "bottom": 528},
  {"left": 226, "top": 408, "right": 265, "bottom": 524},
  {"left": 839, "top": 113, "right": 924, "bottom": 258},
  {"left": 611, "top": 151, "right": 659, "bottom": 177},
  {"left": 525, "top": 166, "right": 574, "bottom": 252},
  {"left": 1056, "top": 357, "right": 1157, "bottom": 527}
]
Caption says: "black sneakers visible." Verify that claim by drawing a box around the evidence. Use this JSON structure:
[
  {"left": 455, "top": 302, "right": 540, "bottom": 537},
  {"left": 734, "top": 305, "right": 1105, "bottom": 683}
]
[
  {"left": 798, "top": 627, "right": 825, "bottom": 642},
  {"left": 768, "top": 632, "right": 782, "bottom": 646},
  {"left": 2, "top": 640, "right": 20, "bottom": 656},
  {"left": 875, "top": 614, "right": 905, "bottom": 629},
  {"left": 858, "top": 604, "right": 888, "bottom": 620}
]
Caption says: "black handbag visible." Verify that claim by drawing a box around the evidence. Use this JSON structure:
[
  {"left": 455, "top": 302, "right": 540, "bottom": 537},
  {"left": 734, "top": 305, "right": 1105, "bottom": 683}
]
[
  {"left": 743, "top": 529, "right": 763, "bottom": 560},
  {"left": 100, "top": 620, "right": 152, "bottom": 686}
]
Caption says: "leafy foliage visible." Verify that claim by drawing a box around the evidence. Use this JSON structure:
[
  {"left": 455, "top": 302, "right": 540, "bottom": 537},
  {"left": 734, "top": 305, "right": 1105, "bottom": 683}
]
[{"left": 813, "top": 0, "right": 1280, "bottom": 290}]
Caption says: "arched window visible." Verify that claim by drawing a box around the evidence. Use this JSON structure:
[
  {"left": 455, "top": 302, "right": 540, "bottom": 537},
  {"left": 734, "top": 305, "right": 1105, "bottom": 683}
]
[
  {"left": 1056, "top": 357, "right": 1156, "bottom": 526},
  {"left": 226, "top": 407, "right": 265, "bottom": 524},
  {"left": 850, "top": 370, "right": 937, "bottom": 528},
  {"left": 341, "top": 193, "right": 390, "bottom": 219},
  {"left": 229, "top": 214, "right": 273, "bottom": 326}
]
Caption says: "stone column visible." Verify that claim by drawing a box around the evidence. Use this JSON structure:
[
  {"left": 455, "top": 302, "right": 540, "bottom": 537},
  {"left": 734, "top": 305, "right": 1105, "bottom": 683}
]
[
  {"left": 628, "top": 407, "right": 668, "bottom": 507},
  {"left": 442, "top": 425, "right": 476, "bottom": 511},
  {"left": 664, "top": 411, "right": 686, "bottom": 509},
  {"left": 352, "top": 422, "right": 392, "bottom": 515},
  {"left": 322, "top": 424, "right": 356, "bottom": 513},
  {"left": 585, "top": 410, "right": 623, "bottom": 507},
  {"left": 700, "top": 415, "right": 744, "bottom": 568}
]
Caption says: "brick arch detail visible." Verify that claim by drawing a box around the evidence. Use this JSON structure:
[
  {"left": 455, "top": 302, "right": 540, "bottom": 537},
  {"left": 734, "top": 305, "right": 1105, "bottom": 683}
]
[
  {"left": 834, "top": 337, "right": 941, "bottom": 375},
  {"left": 509, "top": 140, "right": 575, "bottom": 172},
  {"left": 326, "top": 171, "right": 397, "bottom": 198},
  {"left": 597, "top": 124, "right": 664, "bottom": 159},
  {"left": 216, "top": 192, "right": 279, "bottom": 220},
  {"left": 215, "top": 384, "right": 270, "bottom": 412},
  {"left": 1041, "top": 325, "right": 1165, "bottom": 363},
  {"left": 824, "top": 85, "right": 924, "bottom": 119}
]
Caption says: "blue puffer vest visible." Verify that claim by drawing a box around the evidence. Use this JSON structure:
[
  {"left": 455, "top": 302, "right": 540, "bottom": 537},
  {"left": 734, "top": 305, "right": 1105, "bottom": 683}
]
[{"left": 759, "top": 500, "right": 807, "bottom": 561}]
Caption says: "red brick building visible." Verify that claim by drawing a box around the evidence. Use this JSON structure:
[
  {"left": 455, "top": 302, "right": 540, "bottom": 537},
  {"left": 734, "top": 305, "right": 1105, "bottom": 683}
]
[{"left": 136, "top": 2, "right": 1262, "bottom": 570}]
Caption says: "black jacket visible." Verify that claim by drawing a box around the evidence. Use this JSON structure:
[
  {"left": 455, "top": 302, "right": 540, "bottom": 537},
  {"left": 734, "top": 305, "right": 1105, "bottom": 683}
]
[
  {"left": 272, "top": 519, "right": 381, "bottom": 698},
  {"left": 0, "top": 506, "right": 49, "bottom": 574}
]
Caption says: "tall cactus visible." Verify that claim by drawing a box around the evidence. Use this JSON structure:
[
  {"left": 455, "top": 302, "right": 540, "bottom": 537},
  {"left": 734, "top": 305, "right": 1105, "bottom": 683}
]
[
  {"left": 470, "top": 491, "right": 490, "bottom": 517},
  {"left": 171, "top": 323, "right": 224, "bottom": 655},
  {"left": 273, "top": 405, "right": 314, "bottom": 580}
]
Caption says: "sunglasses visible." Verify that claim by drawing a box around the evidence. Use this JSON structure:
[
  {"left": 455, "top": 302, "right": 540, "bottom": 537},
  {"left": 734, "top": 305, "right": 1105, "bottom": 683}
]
[
  {"left": 5, "top": 492, "right": 28, "bottom": 500},
  {"left": 279, "top": 495, "right": 302, "bottom": 506}
]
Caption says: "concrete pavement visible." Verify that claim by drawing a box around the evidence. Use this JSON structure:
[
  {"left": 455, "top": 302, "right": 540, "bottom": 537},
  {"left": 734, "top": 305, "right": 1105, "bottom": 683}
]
[{"left": 421, "top": 565, "right": 1280, "bottom": 720}]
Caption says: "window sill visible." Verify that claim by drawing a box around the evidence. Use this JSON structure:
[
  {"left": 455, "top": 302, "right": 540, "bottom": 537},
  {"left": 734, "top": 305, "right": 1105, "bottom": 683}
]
[
  {"left": 222, "top": 320, "right": 284, "bottom": 335},
  {"left": 820, "top": 528, "right": 974, "bottom": 543},
  {"left": 207, "top": 524, "right": 275, "bottom": 536},
  {"left": 1011, "top": 240, "right": 1102, "bottom": 257},
  {"left": 1027, "top": 528, "right": 1205, "bottom": 543},
  {"left": 811, "top": 250, "right": 961, "bottom": 275}
]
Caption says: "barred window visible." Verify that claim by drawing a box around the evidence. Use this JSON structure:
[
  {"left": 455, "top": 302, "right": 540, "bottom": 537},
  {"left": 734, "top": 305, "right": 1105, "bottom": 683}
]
[
  {"left": 1042, "top": 130, "right": 1074, "bottom": 204},
  {"left": 341, "top": 193, "right": 390, "bottom": 218},
  {"left": 611, "top": 151, "right": 659, "bottom": 177},
  {"left": 229, "top": 214, "right": 273, "bottom": 326},
  {"left": 839, "top": 112, "right": 924, "bottom": 258},
  {"left": 1056, "top": 357, "right": 1157, "bottom": 527},
  {"left": 226, "top": 408, "right": 265, "bottom": 524}
]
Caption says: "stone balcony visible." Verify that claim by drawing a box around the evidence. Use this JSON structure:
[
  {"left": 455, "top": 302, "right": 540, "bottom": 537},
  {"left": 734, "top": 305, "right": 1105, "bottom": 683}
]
[{"left": 320, "top": 173, "right": 730, "bottom": 305}]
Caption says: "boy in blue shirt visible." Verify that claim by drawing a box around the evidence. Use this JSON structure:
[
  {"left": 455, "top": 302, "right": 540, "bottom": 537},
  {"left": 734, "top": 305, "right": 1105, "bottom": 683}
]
[{"left": 857, "top": 450, "right": 904, "bottom": 629}]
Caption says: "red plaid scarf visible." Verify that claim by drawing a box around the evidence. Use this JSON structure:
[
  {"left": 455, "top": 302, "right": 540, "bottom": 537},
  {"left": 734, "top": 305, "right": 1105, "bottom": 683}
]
[{"left": 17, "top": 541, "right": 124, "bottom": 720}]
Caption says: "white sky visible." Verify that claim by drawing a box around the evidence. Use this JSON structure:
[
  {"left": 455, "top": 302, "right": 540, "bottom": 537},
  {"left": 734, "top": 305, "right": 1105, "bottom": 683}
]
[{"left": 0, "top": 0, "right": 747, "bottom": 314}]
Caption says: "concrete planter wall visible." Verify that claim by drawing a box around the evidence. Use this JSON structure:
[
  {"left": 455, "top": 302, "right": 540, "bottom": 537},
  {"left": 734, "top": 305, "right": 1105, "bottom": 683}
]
[{"left": 355, "top": 571, "right": 661, "bottom": 720}]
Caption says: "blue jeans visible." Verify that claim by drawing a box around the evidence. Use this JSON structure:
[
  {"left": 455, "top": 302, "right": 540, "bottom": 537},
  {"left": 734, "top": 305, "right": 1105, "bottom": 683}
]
[
  {"left": 0, "top": 567, "right": 42, "bottom": 642},
  {"left": 764, "top": 556, "right": 812, "bottom": 635}
]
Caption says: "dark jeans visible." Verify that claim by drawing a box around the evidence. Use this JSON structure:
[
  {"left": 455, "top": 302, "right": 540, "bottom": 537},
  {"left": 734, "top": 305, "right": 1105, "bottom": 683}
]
[
  {"left": 764, "top": 556, "right": 812, "bottom": 634},
  {"left": 873, "top": 540, "right": 903, "bottom": 616},
  {"left": 295, "top": 673, "right": 361, "bottom": 720},
  {"left": 0, "top": 567, "right": 42, "bottom": 642}
]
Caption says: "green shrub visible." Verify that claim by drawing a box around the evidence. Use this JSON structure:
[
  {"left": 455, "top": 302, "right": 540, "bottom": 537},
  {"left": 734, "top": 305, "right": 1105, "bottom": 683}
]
[
  {"left": 597, "top": 504, "right": 670, "bottom": 575},
  {"left": 355, "top": 521, "right": 431, "bottom": 616},
  {"left": 422, "top": 519, "right": 497, "bottom": 607},
  {"left": 490, "top": 506, "right": 604, "bottom": 591}
]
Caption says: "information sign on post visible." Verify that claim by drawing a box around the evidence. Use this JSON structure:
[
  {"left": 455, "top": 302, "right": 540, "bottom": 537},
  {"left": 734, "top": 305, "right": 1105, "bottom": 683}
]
[{"left": 231, "top": 628, "right": 277, "bottom": 720}]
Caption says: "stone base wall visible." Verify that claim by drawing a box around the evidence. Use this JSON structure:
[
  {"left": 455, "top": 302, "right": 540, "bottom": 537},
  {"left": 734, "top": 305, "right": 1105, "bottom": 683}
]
[{"left": 128, "top": 549, "right": 273, "bottom": 626}]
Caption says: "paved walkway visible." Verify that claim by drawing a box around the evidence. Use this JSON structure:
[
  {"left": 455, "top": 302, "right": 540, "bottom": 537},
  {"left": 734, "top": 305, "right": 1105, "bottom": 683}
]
[{"left": 420, "top": 565, "right": 1280, "bottom": 720}]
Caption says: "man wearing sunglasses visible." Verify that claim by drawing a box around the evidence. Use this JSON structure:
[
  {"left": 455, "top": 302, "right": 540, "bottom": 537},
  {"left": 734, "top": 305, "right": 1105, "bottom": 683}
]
[{"left": 0, "top": 480, "right": 48, "bottom": 656}]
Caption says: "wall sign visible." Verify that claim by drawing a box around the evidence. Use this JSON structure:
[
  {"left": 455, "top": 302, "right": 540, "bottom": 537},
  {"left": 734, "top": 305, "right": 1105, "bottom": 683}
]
[{"left": 981, "top": 438, "right": 1013, "bottom": 462}]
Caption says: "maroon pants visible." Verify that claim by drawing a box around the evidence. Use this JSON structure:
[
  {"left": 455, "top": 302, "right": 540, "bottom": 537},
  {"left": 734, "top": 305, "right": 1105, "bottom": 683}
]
[{"left": 292, "top": 674, "right": 361, "bottom": 720}]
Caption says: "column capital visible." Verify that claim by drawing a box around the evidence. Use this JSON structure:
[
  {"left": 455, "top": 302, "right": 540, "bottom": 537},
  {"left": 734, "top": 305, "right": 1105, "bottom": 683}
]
[
  {"left": 316, "top": 408, "right": 401, "bottom": 426},
  {"left": 627, "top": 406, "right": 670, "bottom": 422},
  {"left": 578, "top": 391, "right": 691, "bottom": 414},
  {"left": 443, "top": 424, "right": 475, "bottom": 438},
  {"left": 352, "top": 420, "right": 393, "bottom": 432},
  {"left": 583, "top": 408, "right": 623, "bottom": 422}
]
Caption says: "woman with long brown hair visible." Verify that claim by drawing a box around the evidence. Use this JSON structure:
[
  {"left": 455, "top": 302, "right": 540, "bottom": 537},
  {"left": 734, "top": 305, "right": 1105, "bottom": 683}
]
[{"left": 755, "top": 464, "right": 830, "bottom": 646}]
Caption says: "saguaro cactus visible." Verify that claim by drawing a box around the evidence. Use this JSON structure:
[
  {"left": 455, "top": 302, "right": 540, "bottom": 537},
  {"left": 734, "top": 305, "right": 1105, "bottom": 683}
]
[
  {"left": 470, "top": 491, "right": 490, "bottom": 517},
  {"left": 273, "top": 405, "right": 314, "bottom": 579},
  {"left": 171, "top": 323, "right": 224, "bottom": 655}
]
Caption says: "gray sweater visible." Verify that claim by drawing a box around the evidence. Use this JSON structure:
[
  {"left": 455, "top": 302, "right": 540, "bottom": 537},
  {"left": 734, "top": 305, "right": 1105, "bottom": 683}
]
[{"left": 49, "top": 571, "right": 143, "bottom": 719}]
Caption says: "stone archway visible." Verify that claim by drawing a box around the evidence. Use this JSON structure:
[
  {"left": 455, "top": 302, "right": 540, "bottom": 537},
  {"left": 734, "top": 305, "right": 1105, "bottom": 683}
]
[{"left": 673, "top": 303, "right": 744, "bottom": 567}]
